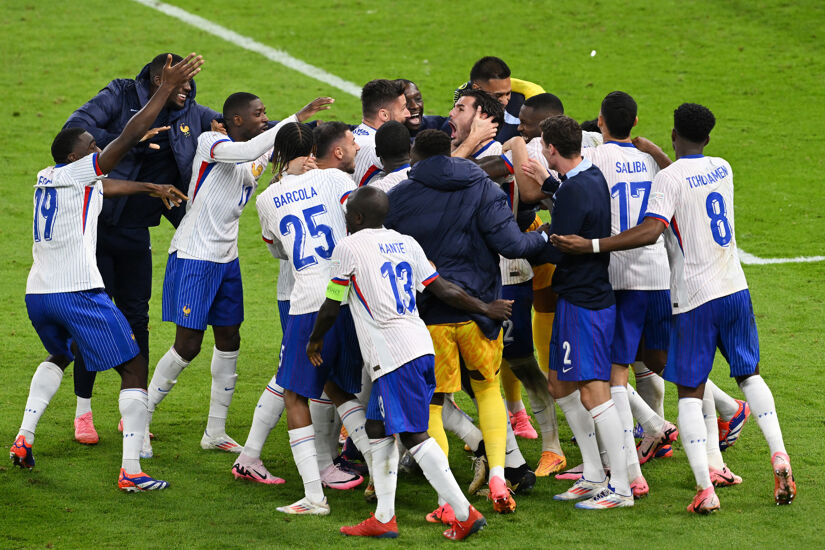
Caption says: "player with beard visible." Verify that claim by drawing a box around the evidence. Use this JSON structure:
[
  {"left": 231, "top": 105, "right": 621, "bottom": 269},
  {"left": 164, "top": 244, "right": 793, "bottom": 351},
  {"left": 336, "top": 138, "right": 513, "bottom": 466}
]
[{"left": 353, "top": 79, "right": 410, "bottom": 186}]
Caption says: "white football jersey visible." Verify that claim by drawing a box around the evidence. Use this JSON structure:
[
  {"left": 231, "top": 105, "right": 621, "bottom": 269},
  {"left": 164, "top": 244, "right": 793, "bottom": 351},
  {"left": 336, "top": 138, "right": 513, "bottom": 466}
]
[
  {"left": 352, "top": 122, "right": 376, "bottom": 148},
  {"left": 371, "top": 164, "right": 410, "bottom": 193},
  {"left": 645, "top": 155, "right": 748, "bottom": 314},
  {"left": 331, "top": 227, "right": 437, "bottom": 380},
  {"left": 584, "top": 142, "right": 669, "bottom": 290},
  {"left": 170, "top": 131, "right": 270, "bottom": 263},
  {"left": 256, "top": 169, "right": 355, "bottom": 315},
  {"left": 27, "top": 154, "right": 106, "bottom": 294},
  {"left": 276, "top": 258, "right": 294, "bottom": 301},
  {"left": 353, "top": 142, "right": 383, "bottom": 187}
]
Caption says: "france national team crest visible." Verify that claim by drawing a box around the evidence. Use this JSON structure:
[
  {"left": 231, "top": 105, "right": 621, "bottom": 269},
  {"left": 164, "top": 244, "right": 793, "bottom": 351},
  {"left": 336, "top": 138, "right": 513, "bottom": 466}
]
[
  {"left": 252, "top": 163, "right": 264, "bottom": 178},
  {"left": 182, "top": 304, "right": 191, "bottom": 318},
  {"left": 179, "top": 123, "right": 191, "bottom": 137}
]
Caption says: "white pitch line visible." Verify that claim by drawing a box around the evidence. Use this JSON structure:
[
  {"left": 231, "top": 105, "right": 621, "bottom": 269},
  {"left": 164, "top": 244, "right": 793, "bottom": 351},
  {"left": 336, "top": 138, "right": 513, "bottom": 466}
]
[
  {"left": 129, "top": 0, "right": 361, "bottom": 98},
  {"left": 130, "top": 1, "right": 824, "bottom": 267},
  {"left": 738, "top": 249, "right": 825, "bottom": 265}
]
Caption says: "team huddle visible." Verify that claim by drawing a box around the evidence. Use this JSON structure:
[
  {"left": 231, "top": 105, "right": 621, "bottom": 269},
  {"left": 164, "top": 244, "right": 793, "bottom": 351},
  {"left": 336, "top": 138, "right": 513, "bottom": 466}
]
[{"left": 12, "top": 53, "right": 796, "bottom": 540}]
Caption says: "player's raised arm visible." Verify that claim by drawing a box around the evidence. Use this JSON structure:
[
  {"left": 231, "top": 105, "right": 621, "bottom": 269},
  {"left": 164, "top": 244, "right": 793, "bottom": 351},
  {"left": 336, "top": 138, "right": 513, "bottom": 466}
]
[
  {"left": 632, "top": 136, "right": 673, "bottom": 170},
  {"left": 100, "top": 178, "right": 187, "bottom": 209},
  {"left": 551, "top": 216, "right": 667, "bottom": 255},
  {"left": 425, "top": 277, "right": 513, "bottom": 321},
  {"left": 98, "top": 54, "right": 203, "bottom": 174}
]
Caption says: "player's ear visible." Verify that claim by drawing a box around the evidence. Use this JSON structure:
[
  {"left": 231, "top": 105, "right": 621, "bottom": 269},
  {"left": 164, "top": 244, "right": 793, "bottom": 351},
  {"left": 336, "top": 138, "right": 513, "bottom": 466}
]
[
  {"left": 334, "top": 145, "right": 344, "bottom": 160},
  {"left": 633, "top": 116, "right": 638, "bottom": 128},
  {"left": 379, "top": 108, "right": 389, "bottom": 122},
  {"left": 232, "top": 114, "right": 243, "bottom": 128}
]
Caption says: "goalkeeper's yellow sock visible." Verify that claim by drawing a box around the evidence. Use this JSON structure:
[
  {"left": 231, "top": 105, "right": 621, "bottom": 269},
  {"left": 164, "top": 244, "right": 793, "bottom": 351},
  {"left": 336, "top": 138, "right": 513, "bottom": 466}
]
[
  {"left": 501, "top": 361, "right": 524, "bottom": 412},
  {"left": 532, "top": 311, "right": 554, "bottom": 375},
  {"left": 470, "top": 376, "right": 507, "bottom": 479},
  {"left": 428, "top": 403, "right": 449, "bottom": 455}
]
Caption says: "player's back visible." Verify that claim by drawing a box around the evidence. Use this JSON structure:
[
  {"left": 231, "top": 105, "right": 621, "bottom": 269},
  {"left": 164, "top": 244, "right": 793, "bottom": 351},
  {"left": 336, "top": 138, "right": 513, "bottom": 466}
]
[
  {"left": 335, "top": 227, "right": 435, "bottom": 375},
  {"left": 257, "top": 168, "right": 355, "bottom": 315},
  {"left": 171, "top": 131, "right": 268, "bottom": 263},
  {"left": 27, "top": 154, "right": 106, "bottom": 294},
  {"left": 371, "top": 165, "right": 409, "bottom": 193},
  {"left": 585, "top": 142, "right": 669, "bottom": 290},
  {"left": 647, "top": 154, "right": 747, "bottom": 313}
]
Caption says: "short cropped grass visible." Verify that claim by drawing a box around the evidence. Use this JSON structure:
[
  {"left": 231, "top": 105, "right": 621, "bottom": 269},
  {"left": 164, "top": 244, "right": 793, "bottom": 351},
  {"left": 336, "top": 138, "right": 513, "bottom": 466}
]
[{"left": 1, "top": 1, "right": 824, "bottom": 548}]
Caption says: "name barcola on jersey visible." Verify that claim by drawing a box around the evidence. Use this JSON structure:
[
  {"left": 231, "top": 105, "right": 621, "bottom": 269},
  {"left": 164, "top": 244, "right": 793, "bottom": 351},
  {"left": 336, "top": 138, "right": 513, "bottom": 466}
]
[{"left": 272, "top": 186, "right": 319, "bottom": 209}]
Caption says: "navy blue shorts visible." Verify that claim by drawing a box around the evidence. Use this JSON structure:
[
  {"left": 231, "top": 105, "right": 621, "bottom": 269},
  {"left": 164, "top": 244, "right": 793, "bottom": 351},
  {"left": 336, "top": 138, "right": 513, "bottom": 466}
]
[
  {"left": 276, "top": 305, "right": 361, "bottom": 399},
  {"left": 502, "top": 281, "right": 534, "bottom": 360},
  {"left": 26, "top": 289, "right": 140, "bottom": 372},
  {"left": 162, "top": 252, "right": 244, "bottom": 330},
  {"left": 663, "top": 290, "right": 760, "bottom": 389},
  {"left": 549, "top": 297, "right": 615, "bottom": 382},
  {"left": 366, "top": 355, "right": 436, "bottom": 435},
  {"left": 611, "top": 289, "right": 670, "bottom": 364},
  {"left": 277, "top": 300, "right": 290, "bottom": 335}
]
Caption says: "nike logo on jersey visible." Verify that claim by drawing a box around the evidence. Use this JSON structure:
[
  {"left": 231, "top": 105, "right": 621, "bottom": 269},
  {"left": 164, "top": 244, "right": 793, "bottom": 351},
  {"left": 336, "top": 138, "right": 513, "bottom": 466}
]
[{"left": 562, "top": 365, "right": 573, "bottom": 373}]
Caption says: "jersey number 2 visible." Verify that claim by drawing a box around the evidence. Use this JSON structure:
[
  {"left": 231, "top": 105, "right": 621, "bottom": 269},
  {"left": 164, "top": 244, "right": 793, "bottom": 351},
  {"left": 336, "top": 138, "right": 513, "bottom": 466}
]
[
  {"left": 279, "top": 205, "right": 335, "bottom": 271},
  {"left": 33, "top": 187, "right": 58, "bottom": 242}
]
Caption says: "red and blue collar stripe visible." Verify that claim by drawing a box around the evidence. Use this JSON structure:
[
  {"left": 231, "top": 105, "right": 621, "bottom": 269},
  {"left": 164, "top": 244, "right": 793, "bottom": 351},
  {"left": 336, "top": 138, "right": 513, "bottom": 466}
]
[{"left": 359, "top": 165, "right": 381, "bottom": 187}]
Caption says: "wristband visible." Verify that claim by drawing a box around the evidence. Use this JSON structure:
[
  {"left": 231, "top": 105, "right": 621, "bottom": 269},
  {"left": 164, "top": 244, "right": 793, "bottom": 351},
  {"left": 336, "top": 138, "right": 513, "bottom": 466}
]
[{"left": 592, "top": 239, "right": 600, "bottom": 253}]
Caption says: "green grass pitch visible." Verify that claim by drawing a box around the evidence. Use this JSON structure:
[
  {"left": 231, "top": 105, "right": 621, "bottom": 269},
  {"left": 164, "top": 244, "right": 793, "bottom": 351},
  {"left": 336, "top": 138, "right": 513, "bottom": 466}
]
[{"left": 1, "top": 0, "right": 824, "bottom": 548}]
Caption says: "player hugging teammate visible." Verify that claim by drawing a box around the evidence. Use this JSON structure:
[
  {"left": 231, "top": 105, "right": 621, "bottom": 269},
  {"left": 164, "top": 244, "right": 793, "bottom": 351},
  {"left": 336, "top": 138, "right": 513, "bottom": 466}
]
[{"left": 12, "top": 53, "right": 795, "bottom": 541}]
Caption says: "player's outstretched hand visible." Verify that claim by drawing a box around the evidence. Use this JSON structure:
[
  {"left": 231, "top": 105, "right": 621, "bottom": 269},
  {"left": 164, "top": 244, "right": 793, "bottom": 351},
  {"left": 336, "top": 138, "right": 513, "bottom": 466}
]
[
  {"left": 631, "top": 136, "right": 660, "bottom": 155},
  {"left": 297, "top": 97, "right": 335, "bottom": 122},
  {"left": 307, "top": 340, "right": 324, "bottom": 367},
  {"left": 140, "top": 126, "right": 171, "bottom": 149},
  {"left": 468, "top": 106, "right": 498, "bottom": 144},
  {"left": 161, "top": 53, "right": 204, "bottom": 90},
  {"left": 521, "top": 157, "right": 550, "bottom": 185},
  {"left": 549, "top": 234, "right": 591, "bottom": 254},
  {"left": 149, "top": 184, "right": 188, "bottom": 209},
  {"left": 483, "top": 299, "right": 513, "bottom": 321}
]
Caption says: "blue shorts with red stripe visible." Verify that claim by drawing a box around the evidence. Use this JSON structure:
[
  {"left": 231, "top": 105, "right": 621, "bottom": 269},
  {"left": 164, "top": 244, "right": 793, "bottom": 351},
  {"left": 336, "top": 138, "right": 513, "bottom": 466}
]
[
  {"left": 611, "top": 289, "right": 671, "bottom": 364},
  {"left": 502, "top": 281, "right": 534, "bottom": 359},
  {"left": 276, "top": 305, "right": 361, "bottom": 399},
  {"left": 26, "top": 289, "right": 139, "bottom": 371},
  {"left": 663, "top": 290, "right": 759, "bottom": 388},
  {"left": 366, "top": 355, "right": 435, "bottom": 435},
  {"left": 162, "top": 252, "right": 244, "bottom": 330},
  {"left": 549, "top": 297, "right": 615, "bottom": 382}
]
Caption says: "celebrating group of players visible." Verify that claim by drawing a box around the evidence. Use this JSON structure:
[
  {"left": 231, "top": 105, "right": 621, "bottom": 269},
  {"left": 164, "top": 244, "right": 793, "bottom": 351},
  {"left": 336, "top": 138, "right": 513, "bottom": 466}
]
[{"left": 12, "top": 51, "right": 796, "bottom": 541}]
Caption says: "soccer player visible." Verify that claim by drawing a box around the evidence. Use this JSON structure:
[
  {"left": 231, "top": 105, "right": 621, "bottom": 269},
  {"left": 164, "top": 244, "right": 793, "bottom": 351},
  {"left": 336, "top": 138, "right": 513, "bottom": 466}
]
[
  {"left": 62, "top": 53, "right": 221, "bottom": 444},
  {"left": 385, "top": 129, "right": 551, "bottom": 514},
  {"left": 370, "top": 121, "right": 411, "bottom": 193},
  {"left": 454, "top": 56, "right": 546, "bottom": 142},
  {"left": 398, "top": 79, "right": 449, "bottom": 138},
  {"left": 513, "top": 115, "right": 634, "bottom": 509},
  {"left": 256, "top": 122, "right": 372, "bottom": 516},
  {"left": 10, "top": 53, "right": 202, "bottom": 491},
  {"left": 448, "top": 89, "right": 504, "bottom": 159},
  {"left": 307, "top": 186, "right": 505, "bottom": 540},
  {"left": 232, "top": 122, "right": 365, "bottom": 491},
  {"left": 352, "top": 79, "right": 410, "bottom": 186},
  {"left": 143, "top": 93, "right": 333, "bottom": 458},
  {"left": 550, "top": 103, "right": 796, "bottom": 511}
]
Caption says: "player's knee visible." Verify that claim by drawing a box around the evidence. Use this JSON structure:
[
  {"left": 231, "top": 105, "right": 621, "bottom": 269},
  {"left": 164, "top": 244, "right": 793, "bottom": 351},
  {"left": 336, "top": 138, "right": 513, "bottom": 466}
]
[
  {"left": 365, "top": 419, "right": 386, "bottom": 439},
  {"left": 400, "top": 431, "right": 428, "bottom": 450},
  {"left": 175, "top": 340, "right": 201, "bottom": 362},
  {"left": 642, "top": 349, "right": 667, "bottom": 374},
  {"left": 214, "top": 328, "right": 240, "bottom": 352},
  {"left": 116, "top": 355, "right": 148, "bottom": 389},
  {"left": 46, "top": 354, "right": 72, "bottom": 369}
]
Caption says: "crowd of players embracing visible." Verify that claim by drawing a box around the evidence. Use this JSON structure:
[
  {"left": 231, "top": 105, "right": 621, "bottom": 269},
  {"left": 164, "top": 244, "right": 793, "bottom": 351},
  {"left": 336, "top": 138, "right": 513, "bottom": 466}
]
[{"left": 12, "top": 51, "right": 796, "bottom": 540}]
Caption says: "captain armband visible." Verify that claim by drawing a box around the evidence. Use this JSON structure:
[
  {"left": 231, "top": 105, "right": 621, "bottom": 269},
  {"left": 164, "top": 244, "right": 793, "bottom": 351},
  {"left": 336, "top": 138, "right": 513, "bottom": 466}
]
[{"left": 325, "top": 279, "right": 350, "bottom": 302}]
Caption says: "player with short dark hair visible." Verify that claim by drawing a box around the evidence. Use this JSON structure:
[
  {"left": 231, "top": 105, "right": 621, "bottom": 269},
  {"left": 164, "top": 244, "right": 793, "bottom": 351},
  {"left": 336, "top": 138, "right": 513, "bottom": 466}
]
[
  {"left": 371, "top": 121, "right": 411, "bottom": 193},
  {"left": 449, "top": 89, "right": 505, "bottom": 160},
  {"left": 550, "top": 102, "right": 796, "bottom": 512},
  {"left": 397, "top": 79, "right": 449, "bottom": 138},
  {"left": 353, "top": 79, "right": 410, "bottom": 186},
  {"left": 10, "top": 54, "right": 201, "bottom": 493}
]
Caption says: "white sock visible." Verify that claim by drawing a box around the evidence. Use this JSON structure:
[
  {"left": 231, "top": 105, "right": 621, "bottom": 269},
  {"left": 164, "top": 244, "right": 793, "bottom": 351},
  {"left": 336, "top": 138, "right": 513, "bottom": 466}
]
[
  {"left": 706, "top": 379, "right": 739, "bottom": 421},
  {"left": 629, "top": 384, "right": 665, "bottom": 434},
  {"left": 309, "top": 394, "right": 336, "bottom": 472},
  {"left": 504, "top": 409, "right": 526, "bottom": 469},
  {"left": 370, "top": 437, "right": 398, "bottom": 523},
  {"left": 241, "top": 377, "right": 285, "bottom": 460},
  {"left": 410, "top": 438, "right": 471, "bottom": 521},
  {"left": 148, "top": 346, "right": 190, "bottom": 413},
  {"left": 288, "top": 425, "right": 324, "bottom": 503},
  {"left": 19, "top": 362, "right": 64, "bottom": 443},
  {"left": 119, "top": 388, "right": 148, "bottom": 475},
  {"left": 337, "top": 400, "right": 371, "bottom": 470},
  {"left": 556, "top": 390, "right": 604, "bottom": 483},
  {"left": 526, "top": 391, "right": 562, "bottom": 454},
  {"left": 507, "top": 400, "right": 525, "bottom": 414},
  {"left": 75, "top": 397, "right": 92, "bottom": 418},
  {"left": 739, "top": 375, "right": 786, "bottom": 455},
  {"left": 632, "top": 361, "right": 665, "bottom": 417},
  {"left": 442, "top": 396, "right": 482, "bottom": 452},
  {"left": 206, "top": 347, "right": 238, "bottom": 435},
  {"left": 702, "top": 385, "right": 725, "bottom": 470},
  {"left": 591, "top": 399, "right": 630, "bottom": 496},
  {"left": 611, "top": 385, "right": 642, "bottom": 480},
  {"left": 678, "top": 397, "right": 712, "bottom": 489}
]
